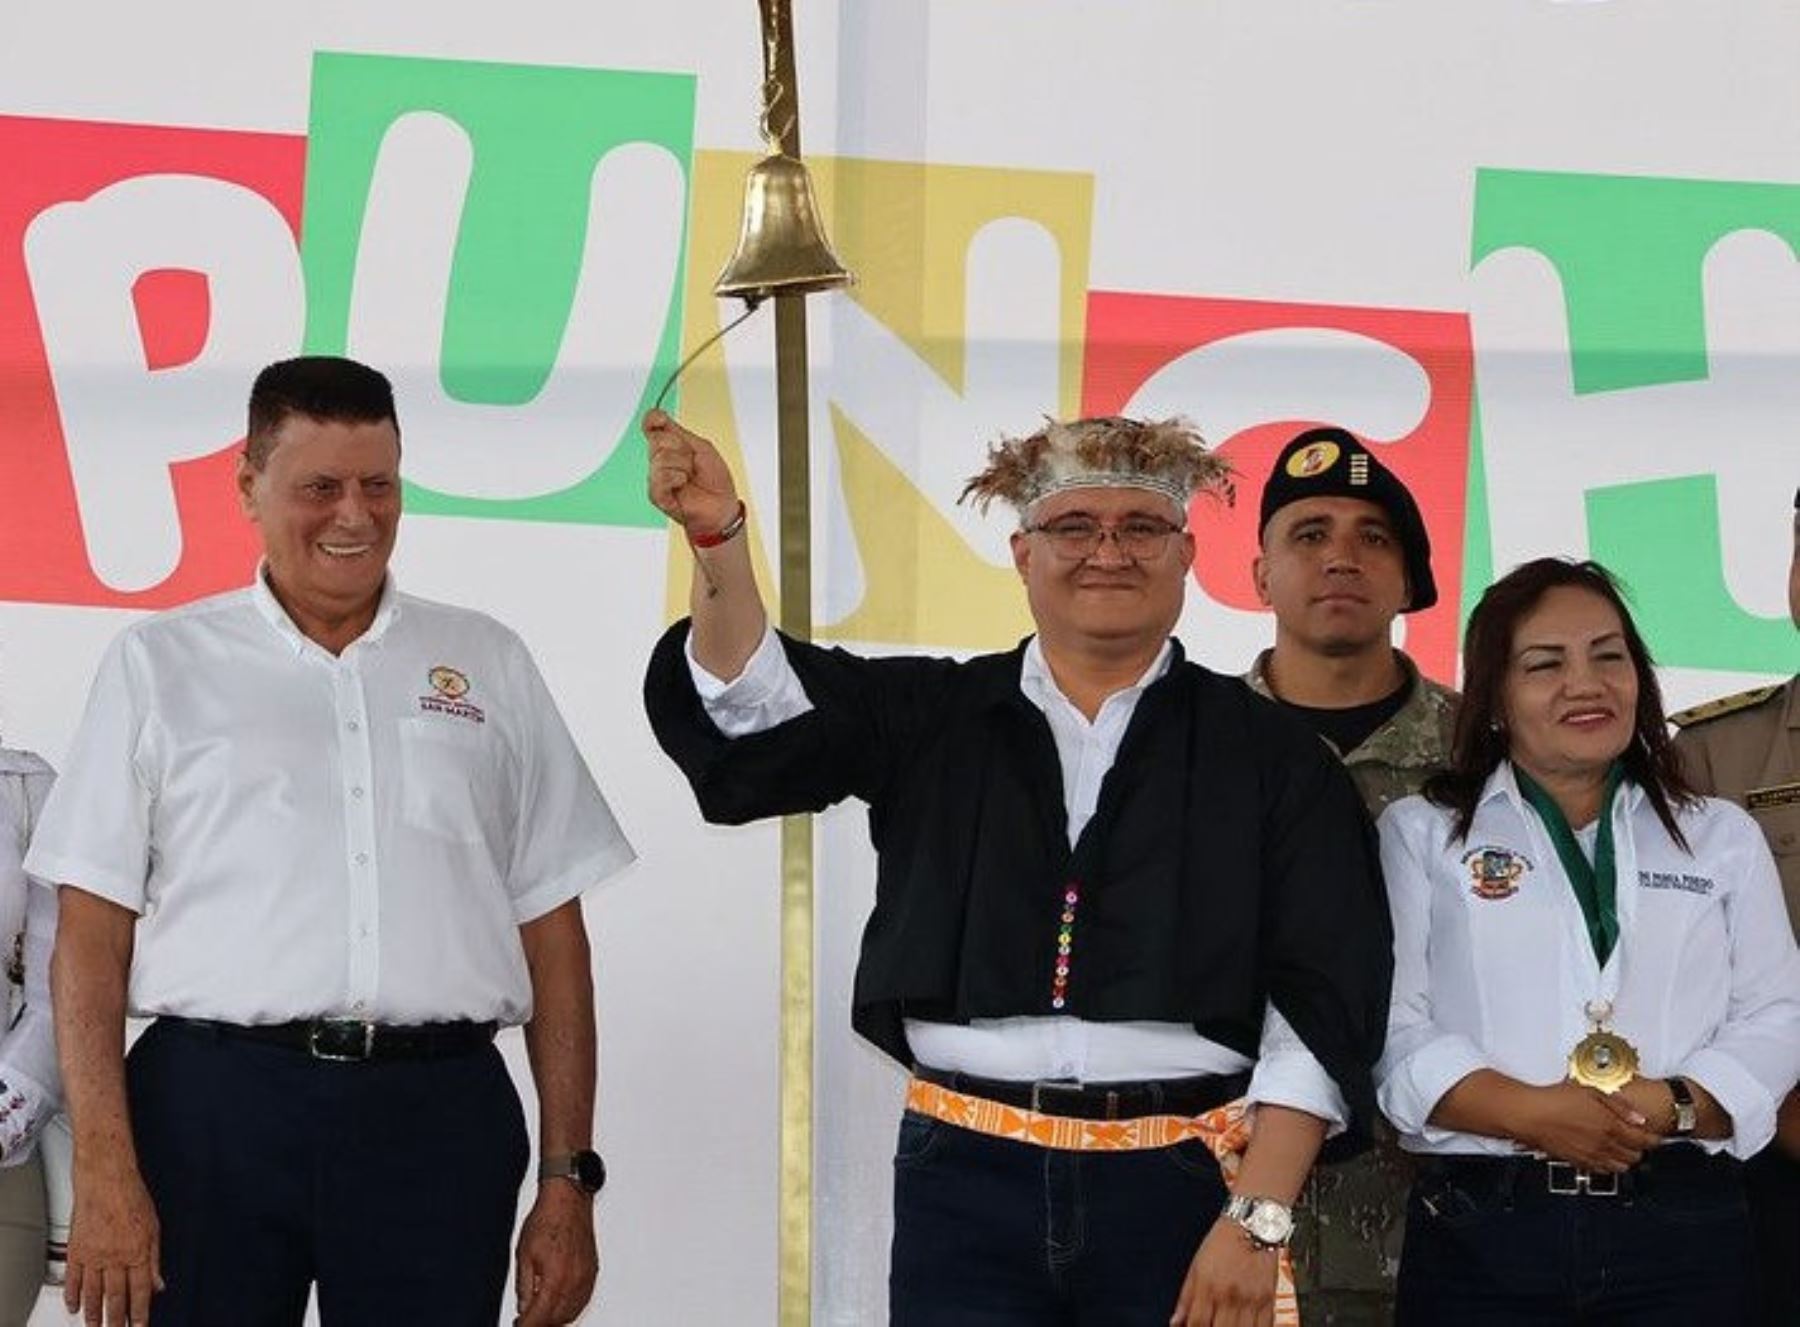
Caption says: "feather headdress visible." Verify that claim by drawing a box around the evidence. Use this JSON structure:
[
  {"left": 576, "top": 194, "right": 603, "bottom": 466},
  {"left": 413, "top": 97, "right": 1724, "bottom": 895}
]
[{"left": 959, "top": 416, "right": 1234, "bottom": 518}]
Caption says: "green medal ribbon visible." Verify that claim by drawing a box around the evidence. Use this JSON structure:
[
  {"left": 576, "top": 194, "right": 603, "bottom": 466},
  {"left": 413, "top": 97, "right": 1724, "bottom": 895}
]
[{"left": 1514, "top": 762, "right": 1625, "bottom": 966}]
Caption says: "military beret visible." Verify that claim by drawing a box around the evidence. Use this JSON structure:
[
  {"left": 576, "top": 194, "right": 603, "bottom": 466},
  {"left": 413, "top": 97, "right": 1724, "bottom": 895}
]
[{"left": 1258, "top": 426, "right": 1438, "bottom": 613}]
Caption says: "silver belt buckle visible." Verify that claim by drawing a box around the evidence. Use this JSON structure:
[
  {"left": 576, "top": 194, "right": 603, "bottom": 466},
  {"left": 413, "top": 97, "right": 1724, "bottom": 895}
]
[
  {"left": 308, "top": 1020, "right": 376, "bottom": 1062},
  {"left": 1028, "top": 1079, "right": 1085, "bottom": 1114},
  {"left": 1546, "top": 1161, "right": 1619, "bottom": 1197}
]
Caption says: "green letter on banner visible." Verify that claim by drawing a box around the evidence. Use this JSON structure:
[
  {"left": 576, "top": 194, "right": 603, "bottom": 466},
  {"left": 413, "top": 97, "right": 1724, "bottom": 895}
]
[
  {"left": 301, "top": 52, "right": 696, "bottom": 525},
  {"left": 1470, "top": 169, "right": 1800, "bottom": 672}
]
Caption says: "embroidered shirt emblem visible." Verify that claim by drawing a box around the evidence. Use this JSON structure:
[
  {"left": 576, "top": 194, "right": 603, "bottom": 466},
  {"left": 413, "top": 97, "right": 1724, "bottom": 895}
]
[
  {"left": 1638, "top": 870, "right": 1716, "bottom": 896},
  {"left": 419, "top": 665, "right": 485, "bottom": 724},
  {"left": 1463, "top": 845, "right": 1529, "bottom": 900},
  {"left": 429, "top": 666, "right": 470, "bottom": 699}
]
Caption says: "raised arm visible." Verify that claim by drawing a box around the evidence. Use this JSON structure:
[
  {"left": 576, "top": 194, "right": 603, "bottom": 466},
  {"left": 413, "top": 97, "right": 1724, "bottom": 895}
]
[{"left": 644, "top": 410, "right": 765, "bottom": 682}]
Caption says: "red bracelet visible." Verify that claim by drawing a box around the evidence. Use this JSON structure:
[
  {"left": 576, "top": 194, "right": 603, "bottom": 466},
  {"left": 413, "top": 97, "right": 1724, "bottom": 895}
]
[{"left": 687, "top": 500, "right": 747, "bottom": 549}]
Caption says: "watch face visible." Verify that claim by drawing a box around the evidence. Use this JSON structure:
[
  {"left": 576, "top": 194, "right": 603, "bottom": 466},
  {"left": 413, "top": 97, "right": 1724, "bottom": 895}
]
[
  {"left": 1245, "top": 1202, "right": 1294, "bottom": 1245},
  {"left": 573, "top": 1150, "right": 607, "bottom": 1194}
]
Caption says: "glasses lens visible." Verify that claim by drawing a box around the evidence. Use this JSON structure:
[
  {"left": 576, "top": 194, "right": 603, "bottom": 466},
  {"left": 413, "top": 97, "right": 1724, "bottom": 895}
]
[
  {"left": 1117, "top": 522, "right": 1174, "bottom": 558},
  {"left": 1042, "top": 522, "right": 1100, "bottom": 557},
  {"left": 1037, "top": 520, "right": 1178, "bottom": 559}
]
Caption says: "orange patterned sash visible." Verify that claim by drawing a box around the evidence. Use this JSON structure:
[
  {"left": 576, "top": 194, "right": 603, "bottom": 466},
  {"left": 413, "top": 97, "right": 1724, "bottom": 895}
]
[{"left": 904, "top": 1075, "right": 1300, "bottom": 1325}]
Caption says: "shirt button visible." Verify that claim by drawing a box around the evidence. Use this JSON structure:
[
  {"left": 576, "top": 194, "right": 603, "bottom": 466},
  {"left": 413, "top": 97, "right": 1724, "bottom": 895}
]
[
  {"left": 355, "top": 852, "right": 369, "bottom": 866},
  {"left": 347, "top": 719, "right": 361, "bottom": 732},
  {"left": 351, "top": 1000, "right": 366, "bottom": 1012},
  {"left": 351, "top": 786, "right": 365, "bottom": 799}
]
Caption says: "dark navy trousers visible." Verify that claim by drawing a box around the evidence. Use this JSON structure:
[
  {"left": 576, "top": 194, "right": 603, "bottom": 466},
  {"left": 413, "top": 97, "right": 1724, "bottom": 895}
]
[
  {"left": 127, "top": 1017, "right": 529, "bottom": 1327},
  {"left": 1396, "top": 1149, "right": 1754, "bottom": 1326},
  {"left": 888, "top": 1111, "right": 1230, "bottom": 1326},
  {"left": 1746, "top": 1143, "right": 1800, "bottom": 1327}
]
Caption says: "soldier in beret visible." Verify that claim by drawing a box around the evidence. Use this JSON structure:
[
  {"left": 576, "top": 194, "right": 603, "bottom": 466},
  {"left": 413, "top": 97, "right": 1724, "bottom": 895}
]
[
  {"left": 1672, "top": 486, "right": 1800, "bottom": 1327},
  {"left": 1245, "top": 426, "right": 1458, "bottom": 1325}
]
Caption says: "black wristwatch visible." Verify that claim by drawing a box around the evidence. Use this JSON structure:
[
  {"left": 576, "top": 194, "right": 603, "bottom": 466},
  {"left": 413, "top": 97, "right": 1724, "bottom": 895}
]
[
  {"left": 539, "top": 1149, "right": 606, "bottom": 1196},
  {"left": 1665, "top": 1077, "right": 1698, "bottom": 1137}
]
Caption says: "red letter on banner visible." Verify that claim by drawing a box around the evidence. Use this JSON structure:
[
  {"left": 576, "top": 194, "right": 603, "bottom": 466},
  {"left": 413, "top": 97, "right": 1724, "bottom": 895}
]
[
  {"left": 1083, "top": 292, "right": 1473, "bottom": 684},
  {"left": 0, "top": 116, "right": 304, "bottom": 608}
]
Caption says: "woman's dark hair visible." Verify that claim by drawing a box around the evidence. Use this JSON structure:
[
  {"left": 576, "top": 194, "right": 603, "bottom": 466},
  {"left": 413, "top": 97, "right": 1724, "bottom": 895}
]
[{"left": 1424, "top": 558, "right": 1697, "bottom": 847}]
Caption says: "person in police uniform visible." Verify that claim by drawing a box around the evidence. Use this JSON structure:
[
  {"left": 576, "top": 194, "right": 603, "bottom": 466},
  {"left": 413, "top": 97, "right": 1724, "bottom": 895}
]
[
  {"left": 1244, "top": 427, "right": 1457, "bottom": 1324},
  {"left": 29, "top": 357, "right": 633, "bottom": 1327},
  {"left": 1671, "top": 486, "right": 1800, "bottom": 1327}
]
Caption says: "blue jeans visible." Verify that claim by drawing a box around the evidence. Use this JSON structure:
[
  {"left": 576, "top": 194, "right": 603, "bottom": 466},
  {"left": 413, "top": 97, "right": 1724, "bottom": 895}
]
[
  {"left": 1396, "top": 1149, "right": 1753, "bottom": 1326},
  {"left": 889, "top": 1111, "right": 1229, "bottom": 1326}
]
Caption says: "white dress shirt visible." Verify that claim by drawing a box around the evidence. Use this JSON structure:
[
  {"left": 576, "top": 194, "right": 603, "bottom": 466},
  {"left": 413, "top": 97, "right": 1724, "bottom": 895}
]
[
  {"left": 692, "top": 625, "right": 1347, "bottom": 1126},
  {"left": 1377, "top": 764, "right": 1800, "bottom": 1159},
  {"left": 27, "top": 573, "right": 635, "bottom": 1027},
  {"left": 0, "top": 749, "right": 59, "bottom": 1165}
]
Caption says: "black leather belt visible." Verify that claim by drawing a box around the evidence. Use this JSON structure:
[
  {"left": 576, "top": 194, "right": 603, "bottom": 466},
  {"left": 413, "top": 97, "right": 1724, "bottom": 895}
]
[
  {"left": 1422, "top": 1145, "right": 1739, "bottom": 1201},
  {"left": 913, "top": 1064, "right": 1251, "bottom": 1121},
  {"left": 160, "top": 1015, "right": 497, "bottom": 1063}
]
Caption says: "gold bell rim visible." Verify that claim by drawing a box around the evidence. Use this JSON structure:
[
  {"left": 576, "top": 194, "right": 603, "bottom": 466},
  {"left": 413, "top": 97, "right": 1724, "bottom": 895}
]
[{"left": 714, "top": 268, "right": 856, "bottom": 300}]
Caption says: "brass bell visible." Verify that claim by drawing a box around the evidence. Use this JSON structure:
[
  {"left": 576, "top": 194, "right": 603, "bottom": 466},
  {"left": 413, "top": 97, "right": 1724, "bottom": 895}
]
[{"left": 714, "top": 152, "right": 854, "bottom": 302}]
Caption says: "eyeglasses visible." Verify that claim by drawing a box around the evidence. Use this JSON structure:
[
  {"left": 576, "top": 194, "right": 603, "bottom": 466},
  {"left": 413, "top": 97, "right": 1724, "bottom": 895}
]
[{"left": 1024, "top": 516, "right": 1186, "bottom": 561}]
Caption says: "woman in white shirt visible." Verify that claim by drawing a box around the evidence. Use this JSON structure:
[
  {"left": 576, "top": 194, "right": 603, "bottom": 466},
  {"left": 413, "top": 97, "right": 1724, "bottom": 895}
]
[
  {"left": 1377, "top": 558, "right": 1800, "bottom": 1325},
  {"left": 0, "top": 748, "right": 62, "bottom": 1326}
]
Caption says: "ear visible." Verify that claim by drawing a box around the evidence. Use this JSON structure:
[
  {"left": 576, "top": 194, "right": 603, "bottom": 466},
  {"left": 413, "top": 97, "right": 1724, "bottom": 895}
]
[
  {"left": 1010, "top": 529, "right": 1032, "bottom": 582},
  {"left": 1251, "top": 552, "right": 1272, "bottom": 607},
  {"left": 236, "top": 453, "right": 261, "bottom": 521}
]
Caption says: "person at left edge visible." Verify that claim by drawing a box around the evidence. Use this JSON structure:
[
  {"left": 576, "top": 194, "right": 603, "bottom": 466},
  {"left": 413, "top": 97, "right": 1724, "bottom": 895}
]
[
  {"left": 26, "top": 357, "right": 635, "bottom": 1327},
  {"left": 0, "top": 744, "right": 63, "bottom": 1326},
  {"left": 643, "top": 409, "right": 1393, "bottom": 1326}
]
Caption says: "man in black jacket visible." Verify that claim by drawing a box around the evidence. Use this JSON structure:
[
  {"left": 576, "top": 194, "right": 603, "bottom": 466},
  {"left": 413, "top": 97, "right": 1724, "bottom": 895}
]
[{"left": 643, "top": 410, "right": 1392, "bottom": 1326}]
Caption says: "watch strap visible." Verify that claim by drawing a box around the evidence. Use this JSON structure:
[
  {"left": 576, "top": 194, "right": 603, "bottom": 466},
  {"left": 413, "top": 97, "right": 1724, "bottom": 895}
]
[
  {"left": 538, "top": 1149, "right": 606, "bottom": 1195},
  {"left": 1665, "top": 1076, "right": 1698, "bottom": 1136}
]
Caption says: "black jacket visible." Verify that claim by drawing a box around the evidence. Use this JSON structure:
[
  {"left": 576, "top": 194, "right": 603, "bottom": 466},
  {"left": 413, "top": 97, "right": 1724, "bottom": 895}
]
[{"left": 645, "top": 623, "right": 1394, "bottom": 1129}]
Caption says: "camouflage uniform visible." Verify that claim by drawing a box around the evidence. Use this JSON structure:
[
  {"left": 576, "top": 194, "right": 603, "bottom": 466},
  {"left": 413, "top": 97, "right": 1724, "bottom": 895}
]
[{"left": 1246, "top": 649, "right": 1458, "bottom": 1326}]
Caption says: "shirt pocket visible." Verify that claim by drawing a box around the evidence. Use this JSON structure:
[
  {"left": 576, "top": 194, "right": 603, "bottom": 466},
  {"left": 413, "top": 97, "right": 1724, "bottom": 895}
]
[
  {"left": 1635, "top": 864, "right": 1730, "bottom": 963},
  {"left": 1749, "top": 798, "right": 1800, "bottom": 866},
  {"left": 396, "top": 719, "right": 502, "bottom": 847}
]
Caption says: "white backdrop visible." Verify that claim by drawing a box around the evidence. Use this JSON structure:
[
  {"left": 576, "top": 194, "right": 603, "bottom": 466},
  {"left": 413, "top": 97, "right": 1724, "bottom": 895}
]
[{"left": 1, "top": 3, "right": 1797, "bottom": 1323}]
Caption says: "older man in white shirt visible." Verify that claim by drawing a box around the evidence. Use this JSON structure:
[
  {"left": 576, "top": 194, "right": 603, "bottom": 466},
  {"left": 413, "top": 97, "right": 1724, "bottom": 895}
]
[{"left": 28, "top": 357, "right": 633, "bottom": 1327}]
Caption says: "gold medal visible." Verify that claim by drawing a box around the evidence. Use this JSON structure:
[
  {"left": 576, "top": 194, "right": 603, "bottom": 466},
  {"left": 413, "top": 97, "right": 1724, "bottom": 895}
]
[{"left": 1568, "top": 1027, "right": 1639, "bottom": 1093}]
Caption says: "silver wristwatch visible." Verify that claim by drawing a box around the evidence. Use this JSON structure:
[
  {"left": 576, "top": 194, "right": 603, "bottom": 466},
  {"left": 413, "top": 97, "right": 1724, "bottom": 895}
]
[{"left": 1223, "top": 1194, "right": 1295, "bottom": 1250}]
